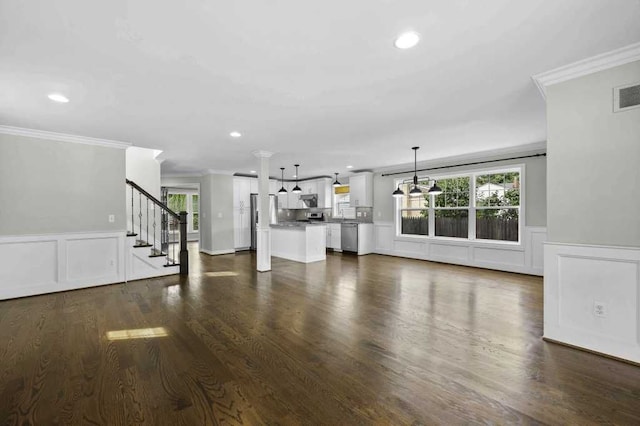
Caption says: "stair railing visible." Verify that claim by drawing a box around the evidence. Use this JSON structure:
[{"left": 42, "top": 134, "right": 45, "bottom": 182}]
[{"left": 126, "top": 179, "right": 188, "bottom": 275}]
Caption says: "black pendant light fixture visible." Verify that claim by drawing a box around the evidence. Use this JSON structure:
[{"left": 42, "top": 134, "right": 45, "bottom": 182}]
[
  {"left": 428, "top": 180, "right": 443, "bottom": 195},
  {"left": 392, "top": 185, "right": 405, "bottom": 198},
  {"left": 409, "top": 146, "right": 423, "bottom": 197},
  {"left": 332, "top": 172, "right": 341, "bottom": 187},
  {"left": 278, "top": 167, "right": 287, "bottom": 194},
  {"left": 291, "top": 164, "right": 302, "bottom": 194}
]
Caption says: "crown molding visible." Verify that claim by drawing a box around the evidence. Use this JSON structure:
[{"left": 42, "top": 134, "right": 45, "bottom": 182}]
[
  {"left": 204, "top": 169, "right": 235, "bottom": 176},
  {"left": 532, "top": 42, "right": 640, "bottom": 99},
  {"left": 374, "top": 141, "right": 547, "bottom": 175},
  {"left": 252, "top": 150, "right": 274, "bottom": 158},
  {"left": 0, "top": 125, "right": 132, "bottom": 149}
]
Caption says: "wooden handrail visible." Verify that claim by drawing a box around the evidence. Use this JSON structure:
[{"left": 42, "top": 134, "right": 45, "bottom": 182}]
[{"left": 126, "top": 179, "right": 180, "bottom": 220}]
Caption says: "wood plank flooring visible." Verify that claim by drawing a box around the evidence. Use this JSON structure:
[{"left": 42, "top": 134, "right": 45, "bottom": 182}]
[{"left": 2, "top": 244, "right": 640, "bottom": 425}]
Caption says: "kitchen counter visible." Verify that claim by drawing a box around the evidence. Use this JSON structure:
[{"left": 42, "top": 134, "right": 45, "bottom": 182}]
[
  {"left": 271, "top": 223, "right": 326, "bottom": 263},
  {"left": 271, "top": 222, "right": 327, "bottom": 229}
]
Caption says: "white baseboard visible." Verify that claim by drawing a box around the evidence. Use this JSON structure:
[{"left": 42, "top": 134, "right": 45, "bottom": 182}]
[
  {"left": 200, "top": 248, "right": 235, "bottom": 256},
  {"left": 544, "top": 242, "right": 640, "bottom": 364},
  {"left": 372, "top": 221, "right": 546, "bottom": 276},
  {"left": 0, "top": 231, "right": 126, "bottom": 300}
]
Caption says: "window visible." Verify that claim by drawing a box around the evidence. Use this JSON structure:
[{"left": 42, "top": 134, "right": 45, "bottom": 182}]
[
  {"left": 191, "top": 194, "right": 199, "bottom": 231},
  {"left": 168, "top": 192, "right": 200, "bottom": 234},
  {"left": 475, "top": 172, "right": 520, "bottom": 242},
  {"left": 434, "top": 177, "right": 469, "bottom": 238},
  {"left": 395, "top": 167, "right": 521, "bottom": 243},
  {"left": 399, "top": 182, "right": 429, "bottom": 236}
]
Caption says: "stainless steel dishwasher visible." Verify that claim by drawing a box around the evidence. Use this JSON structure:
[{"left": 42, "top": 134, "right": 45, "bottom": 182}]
[{"left": 341, "top": 223, "right": 358, "bottom": 253}]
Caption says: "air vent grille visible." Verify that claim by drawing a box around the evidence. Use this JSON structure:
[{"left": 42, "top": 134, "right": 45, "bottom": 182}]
[{"left": 614, "top": 82, "right": 640, "bottom": 112}]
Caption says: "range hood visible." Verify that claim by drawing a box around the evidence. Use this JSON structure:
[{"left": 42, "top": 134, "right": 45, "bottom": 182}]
[{"left": 299, "top": 194, "right": 318, "bottom": 208}]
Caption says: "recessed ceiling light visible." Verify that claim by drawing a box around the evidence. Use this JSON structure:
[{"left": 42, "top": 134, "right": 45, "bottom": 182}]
[
  {"left": 346, "top": 165, "right": 354, "bottom": 169},
  {"left": 394, "top": 31, "right": 420, "bottom": 49},
  {"left": 250, "top": 170, "right": 257, "bottom": 174},
  {"left": 48, "top": 93, "right": 69, "bottom": 103},
  {"left": 230, "top": 131, "right": 242, "bottom": 138}
]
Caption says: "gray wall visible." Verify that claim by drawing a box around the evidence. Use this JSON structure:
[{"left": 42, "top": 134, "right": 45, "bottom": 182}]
[
  {"left": 373, "top": 152, "right": 547, "bottom": 226},
  {"left": 547, "top": 60, "right": 640, "bottom": 247},
  {"left": 0, "top": 133, "right": 126, "bottom": 235},
  {"left": 163, "top": 174, "right": 234, "bottom": 253},
  {"left": 203, "top": 174, "right": 234, "bottom": 253}
]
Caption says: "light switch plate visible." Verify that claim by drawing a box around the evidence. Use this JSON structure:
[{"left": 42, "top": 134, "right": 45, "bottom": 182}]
[{"left": 108, "top": 214, "right": 115, "bottom": 223}]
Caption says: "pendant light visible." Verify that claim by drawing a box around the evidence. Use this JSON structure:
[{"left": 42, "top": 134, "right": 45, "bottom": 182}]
[
  {"left": 428, "top": 181, "right": 443, "bottom": 195},
  {"left": 291, "top": 164, "right": 302, "bottom": 194},
  {"left": 392, "top": 185, "right": 405, "bottom": 198},
  {"left": 409, "top": 146, "right": 423, "bottom": 197},
  {"left": 278, "top": 167, "right": 287, "bottom": 194},
  {"left": 332, "top": 172, "right": 341, "bottom": 187}
]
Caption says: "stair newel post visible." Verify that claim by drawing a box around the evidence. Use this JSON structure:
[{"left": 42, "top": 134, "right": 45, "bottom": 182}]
[
  {"left": 179, "top": 211, "right": 189, "bottom": 275},
  {"left": 146, "top": 198, "right": 149, "bottom": 245}
]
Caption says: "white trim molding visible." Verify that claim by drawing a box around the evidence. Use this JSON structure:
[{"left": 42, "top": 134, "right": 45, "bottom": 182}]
[
  {"left": 373, "top": 221, "right": 546, "bottom": 276},
  {"left": 200, "top": 248, "right": 235, "bottom": 256},
  {"left": 532, "top": 41, "right": 640, "bottom": 99},
  {"left": 544, "top": 242, "right": 640, "bottom": 363},
  {"left": 0, "top": 125, "right": 132, "bottom": 149},
  {"left": 0, "top": 231, "right": 127, "bottom": 300}
]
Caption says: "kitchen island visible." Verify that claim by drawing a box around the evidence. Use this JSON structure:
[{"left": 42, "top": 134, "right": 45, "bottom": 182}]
[{"left": 271, "top": 222, "right": 326, "bottom": 263}]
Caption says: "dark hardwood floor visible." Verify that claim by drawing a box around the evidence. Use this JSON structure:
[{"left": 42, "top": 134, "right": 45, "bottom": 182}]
[{"left": 1, "top": 244, "right": 640, "bottom": 425}]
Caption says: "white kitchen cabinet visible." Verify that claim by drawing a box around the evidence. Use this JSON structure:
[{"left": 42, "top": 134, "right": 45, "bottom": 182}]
[
  {"left": 233, "top": 177, "right": 252, "bottom": 249},
  {"left": 357, "top": 223, "right": 374, "bottom": 255},
  {"left": 349, "top": 172, "right": 373, "bottom": 207},
  {"left": 327, "top": 223, "right": 341, "bottom": 250},
  {"left": 269, "top": 179, "right": 277, "bottom": 194},
  {"left": 277, "top": 182, "right": 290, "bottom": 209},
  {"left": 288, "top": 183, "right": 303, "bottom": 209},
  {"left": 317, "top": 178, "right": 332, "bottom": 208}
]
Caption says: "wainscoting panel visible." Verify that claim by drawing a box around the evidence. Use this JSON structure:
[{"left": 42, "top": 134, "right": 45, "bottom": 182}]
[
  {"left": 430, "top": 243, "right": 470, "bottom": 263},
  {"left": 0, "top": 232, "right": 126, "bottom": 300},
  {"left": 545, "top": 242, "right": 640, "bottom": 363},
  {"left": 373, "top": 222, "right": 546, "bottom": 275}
]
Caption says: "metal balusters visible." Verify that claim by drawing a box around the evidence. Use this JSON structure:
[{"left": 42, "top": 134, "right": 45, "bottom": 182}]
[
  {"left": 152, "top": 205, "right": 157, "bottom": 254},
  {"left": 138, "top": 192, "right": 142, "bottom": 241},
  {"left": 146, "top": 198, "right": 149, "bottom": 246},
  {"left": 129, "top": 186, "right": 135, "bottom": 236}
]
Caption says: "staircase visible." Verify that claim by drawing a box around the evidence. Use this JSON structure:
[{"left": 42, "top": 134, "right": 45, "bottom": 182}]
[{"left": 126, "top": 179, "right": 188, "bottom": 280}]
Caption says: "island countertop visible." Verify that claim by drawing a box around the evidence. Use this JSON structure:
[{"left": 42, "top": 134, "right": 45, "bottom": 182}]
[{"left": 271, "top": 222, "right": 327, "bottom": 229}]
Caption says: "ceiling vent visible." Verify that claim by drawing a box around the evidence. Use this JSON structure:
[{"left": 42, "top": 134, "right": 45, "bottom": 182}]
[{"left": 613, "top": 82, "right": 640, "bottom": 112}]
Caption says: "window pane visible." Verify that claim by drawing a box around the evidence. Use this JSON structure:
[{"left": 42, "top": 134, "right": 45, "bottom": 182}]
[
  {"left": 435, "top": 210, "right": 468, "bottom": 238},
  {"left": 168, "top": 194, "right": 187, "bottom": 213},
  {"left": 475, "top": 172, "right": 520, "bottom": 208},
  {"left": 401, "top": 210, "right": 428, "bottom": 235},
  {"left": 192, "top": 213, "right": 199, "bottom": 231},
  {"left": 476, "top": 209, "right": 519, "bottom": 241},
  {"left": 434, "top": 177, "right": 469, "bottom": 208},
  {"left": 192, "top": 194, "right": 199, "bottom": 213}
]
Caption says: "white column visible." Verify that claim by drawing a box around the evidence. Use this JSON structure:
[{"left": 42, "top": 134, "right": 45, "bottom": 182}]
[{"left": 253, "top": 150, "right": 273, "bottom": 272}]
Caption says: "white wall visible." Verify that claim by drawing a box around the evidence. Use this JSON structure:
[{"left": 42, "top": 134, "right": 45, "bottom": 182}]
[
  {"left": 0, "top": 132, "right": 126, "bottom": 235},
  {"left": 371, "top": 150, "right": 547, "bottom": 275},
  {"left": 545, "top": 60, "right": 640, "bottom": 363},
  {"left": 126, "top": 146, "right": 161, "bottom": 198}
]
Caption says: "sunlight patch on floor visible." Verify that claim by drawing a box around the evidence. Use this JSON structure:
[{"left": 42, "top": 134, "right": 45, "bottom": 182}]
[{"left": 106, "top": 327, "right": 168, "bottom": 341}]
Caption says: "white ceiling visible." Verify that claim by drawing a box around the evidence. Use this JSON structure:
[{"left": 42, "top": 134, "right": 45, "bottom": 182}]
[{"left": 1, "top": 0, "right": 639, "bottom": 178}]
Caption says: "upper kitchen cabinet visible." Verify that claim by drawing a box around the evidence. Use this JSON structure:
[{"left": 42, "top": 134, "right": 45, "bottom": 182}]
[
  {"left": 316, "top": 178, "right": 332, "bottom": 209},
  {"left": 349, "top": 172, "right": 373, "bottom": 207},
  {"left": 249, "top": 177, "right": 278, "bottom": 194}
]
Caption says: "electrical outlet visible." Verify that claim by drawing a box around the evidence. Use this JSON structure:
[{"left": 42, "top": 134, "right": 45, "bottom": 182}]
[
  {"left": 357, "top": 212, "right": 362, "bottom": 217},
  {"left": 594, "top": 302, "right": 607, "bottom": 318},
  {"left": 378, "top": 211, "right": 381, "bottom": 217},
  {"left": 108, "top": 214, "right": 115, "bottom": 223},
  {"left": 217, "top": 212, "right": 223, "bottom": 218},
  {"left": 363, "top": 212, "right": 367, "bottom": 217}
]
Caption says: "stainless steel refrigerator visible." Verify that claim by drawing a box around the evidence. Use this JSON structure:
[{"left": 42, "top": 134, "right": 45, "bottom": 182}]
[{"left": 250, "top": 193, "right": 278, "bottom": 250}]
